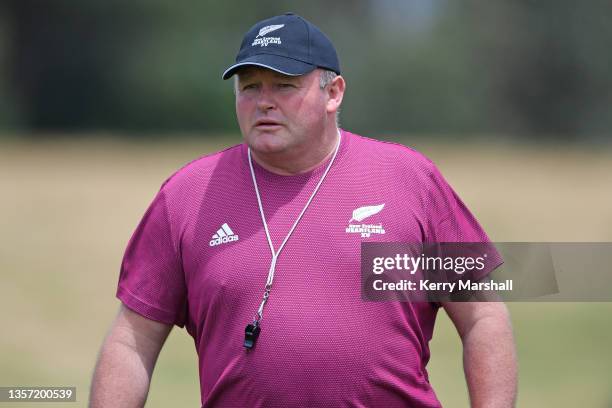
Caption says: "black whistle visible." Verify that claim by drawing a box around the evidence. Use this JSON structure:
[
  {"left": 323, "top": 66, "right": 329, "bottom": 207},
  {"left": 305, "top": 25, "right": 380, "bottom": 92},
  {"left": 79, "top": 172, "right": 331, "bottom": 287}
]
[{"left": 244, "top": 323, "right": 261, "bottom": 349}]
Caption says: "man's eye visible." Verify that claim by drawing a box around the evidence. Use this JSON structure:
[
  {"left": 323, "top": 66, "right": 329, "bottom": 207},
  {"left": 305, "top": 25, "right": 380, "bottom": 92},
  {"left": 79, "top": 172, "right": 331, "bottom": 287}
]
[
  {"left": 278, "top": 83, "right": 295, "bottom": 88},
  {"left": 242, "top": 84, "right": 258, "bottom": 90}
]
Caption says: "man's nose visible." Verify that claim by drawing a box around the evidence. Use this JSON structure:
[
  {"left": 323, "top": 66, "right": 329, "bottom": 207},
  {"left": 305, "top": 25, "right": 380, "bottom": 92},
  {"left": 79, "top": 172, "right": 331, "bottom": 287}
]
[{"left": 256, "top": 86, "right": 276, "bottom": 111}]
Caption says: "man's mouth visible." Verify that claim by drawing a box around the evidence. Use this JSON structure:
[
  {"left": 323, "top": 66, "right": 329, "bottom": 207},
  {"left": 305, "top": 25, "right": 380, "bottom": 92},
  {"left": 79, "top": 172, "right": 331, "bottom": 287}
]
[{"left": 254, "top": 120, "right": 282, "bottom": 130}]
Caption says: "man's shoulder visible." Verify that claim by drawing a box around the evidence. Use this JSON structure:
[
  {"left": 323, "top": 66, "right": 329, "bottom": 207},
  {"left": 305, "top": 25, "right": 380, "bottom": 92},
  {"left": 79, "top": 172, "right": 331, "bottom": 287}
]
[
  {"left": 345, "top": 130, "right": 437, "bottom": 173},
  {"left": 160, "top": 143, "right": 243, "bottom": 191}
]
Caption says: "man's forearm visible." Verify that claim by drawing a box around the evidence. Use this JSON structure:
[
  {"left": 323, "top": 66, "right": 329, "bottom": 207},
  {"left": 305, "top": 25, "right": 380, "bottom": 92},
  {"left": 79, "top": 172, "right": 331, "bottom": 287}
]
[
  {"left": 89, "top": 328, "right": 156, "bottom": 407},
  {"left": 462, "top": 312, "right": 517, "bottom": 408}
]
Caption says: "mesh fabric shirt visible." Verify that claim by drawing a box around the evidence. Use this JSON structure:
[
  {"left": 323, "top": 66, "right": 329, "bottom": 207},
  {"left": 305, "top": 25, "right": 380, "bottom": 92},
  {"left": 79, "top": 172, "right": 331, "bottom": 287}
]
[{"left": 117, "top": 129, "right": 500, "bottom": 408}]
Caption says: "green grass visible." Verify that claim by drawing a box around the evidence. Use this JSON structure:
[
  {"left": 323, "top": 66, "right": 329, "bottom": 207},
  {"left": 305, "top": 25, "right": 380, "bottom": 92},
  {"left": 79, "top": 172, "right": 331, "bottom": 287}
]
[{"left": 1, "top": 137, "right": 611, "bottom": 407}]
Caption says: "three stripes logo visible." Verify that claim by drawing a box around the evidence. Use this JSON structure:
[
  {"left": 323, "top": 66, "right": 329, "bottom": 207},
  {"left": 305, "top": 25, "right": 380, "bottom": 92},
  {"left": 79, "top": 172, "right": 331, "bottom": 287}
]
[{"left": 209, "top": 223, "right": 239, "bottom": 247}]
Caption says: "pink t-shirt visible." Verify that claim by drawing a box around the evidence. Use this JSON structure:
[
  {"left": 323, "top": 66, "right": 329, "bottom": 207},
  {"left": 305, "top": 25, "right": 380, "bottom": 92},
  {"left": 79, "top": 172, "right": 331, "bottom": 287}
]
[{"left": 117, "top": 129, "right": 498, "bottom": 407}]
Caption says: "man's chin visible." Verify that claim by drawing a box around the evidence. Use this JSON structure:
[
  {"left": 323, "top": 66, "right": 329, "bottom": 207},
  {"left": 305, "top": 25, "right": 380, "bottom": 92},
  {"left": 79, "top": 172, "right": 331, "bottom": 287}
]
[{"left": 247, "top": 131, "right": 289, "bottom": 154}]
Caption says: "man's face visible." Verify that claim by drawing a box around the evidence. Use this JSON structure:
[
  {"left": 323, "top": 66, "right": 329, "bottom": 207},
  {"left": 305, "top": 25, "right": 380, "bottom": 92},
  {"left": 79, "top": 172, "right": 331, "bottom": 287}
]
[{"left": 235, "top": 67, "right": 329, "bottom": 156}]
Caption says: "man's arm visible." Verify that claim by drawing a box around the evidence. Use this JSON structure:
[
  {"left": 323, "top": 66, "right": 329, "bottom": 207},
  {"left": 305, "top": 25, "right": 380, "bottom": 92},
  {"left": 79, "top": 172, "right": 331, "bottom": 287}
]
[
  {"left": 442, "top": 301, "right": 517, "bottom": 408},
  {"left": 89, "top": 305, "right": 172, "bottom": 408}
]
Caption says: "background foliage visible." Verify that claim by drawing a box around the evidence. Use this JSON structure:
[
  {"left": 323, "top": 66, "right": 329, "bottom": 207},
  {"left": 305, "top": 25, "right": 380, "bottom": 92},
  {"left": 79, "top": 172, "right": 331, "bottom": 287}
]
[{"left": 1, "top": 0, "right": 611, "bottom": 140}]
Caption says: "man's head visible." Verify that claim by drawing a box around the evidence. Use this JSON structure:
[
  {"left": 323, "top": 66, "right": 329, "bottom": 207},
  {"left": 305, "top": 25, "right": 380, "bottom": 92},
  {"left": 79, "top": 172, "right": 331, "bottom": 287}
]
[
  {"left": 222, "top": 13, "right": 345, "bottom": 163},
  {"left": 233, "top": 66, "right": 344, "bottom": 157}
]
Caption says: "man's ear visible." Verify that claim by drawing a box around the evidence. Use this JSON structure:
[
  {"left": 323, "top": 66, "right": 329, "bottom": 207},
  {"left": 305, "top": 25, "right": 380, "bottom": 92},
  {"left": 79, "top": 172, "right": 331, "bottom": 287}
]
[{"left": 326, "top": 75, "right": 346, "bottom": 115}]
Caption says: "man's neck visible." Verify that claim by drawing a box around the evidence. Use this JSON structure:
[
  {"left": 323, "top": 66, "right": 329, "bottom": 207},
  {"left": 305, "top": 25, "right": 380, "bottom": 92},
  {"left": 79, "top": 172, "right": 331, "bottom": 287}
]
[{"left": 250, "top": 128, "right": 341, "bottom": 176}]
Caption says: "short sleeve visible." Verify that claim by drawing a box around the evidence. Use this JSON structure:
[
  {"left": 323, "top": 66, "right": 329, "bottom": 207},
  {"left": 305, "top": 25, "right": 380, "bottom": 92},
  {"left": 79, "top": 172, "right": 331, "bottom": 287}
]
[
  {"left": 423, "top": 161, "right": 503, "bottom": 280},
  {"left": 116, "top": 186, "right": 187, "bottom": 327}
]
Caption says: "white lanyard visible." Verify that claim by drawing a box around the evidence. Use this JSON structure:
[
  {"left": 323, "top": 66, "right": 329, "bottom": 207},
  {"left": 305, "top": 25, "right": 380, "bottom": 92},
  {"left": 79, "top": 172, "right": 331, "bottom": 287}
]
[{"left": 244, "top": 130, "right": 341, "bottom": 347}]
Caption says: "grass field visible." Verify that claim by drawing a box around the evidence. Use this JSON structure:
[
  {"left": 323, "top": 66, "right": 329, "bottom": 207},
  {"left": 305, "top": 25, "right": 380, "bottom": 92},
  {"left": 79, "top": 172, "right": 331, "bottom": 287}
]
[{"left": 1, "top": 136, "right": 611, "bottom": 407}]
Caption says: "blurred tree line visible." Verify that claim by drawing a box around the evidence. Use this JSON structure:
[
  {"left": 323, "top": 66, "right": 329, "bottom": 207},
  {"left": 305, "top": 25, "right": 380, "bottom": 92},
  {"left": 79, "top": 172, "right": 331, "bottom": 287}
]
[{"left": 0, "top": 0, "right": 610, "bottom": 141}]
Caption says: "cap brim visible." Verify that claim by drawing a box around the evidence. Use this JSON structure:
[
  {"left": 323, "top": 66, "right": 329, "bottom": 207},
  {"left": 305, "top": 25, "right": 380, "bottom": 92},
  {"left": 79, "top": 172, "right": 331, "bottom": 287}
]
[{"left": 222, "top": 54, "right": 316, "bottom": 80}]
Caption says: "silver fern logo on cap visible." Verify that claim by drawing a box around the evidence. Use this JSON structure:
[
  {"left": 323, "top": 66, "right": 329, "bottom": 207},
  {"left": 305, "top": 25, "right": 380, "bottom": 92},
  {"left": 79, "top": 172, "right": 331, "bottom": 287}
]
[{"left": 257, "top": 24, "right": 285, "bottom": 38}]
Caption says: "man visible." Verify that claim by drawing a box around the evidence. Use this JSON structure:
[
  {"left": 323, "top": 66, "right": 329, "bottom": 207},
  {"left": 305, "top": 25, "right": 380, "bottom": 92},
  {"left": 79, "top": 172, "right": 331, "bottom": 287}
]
[{"left": 90, "top": 13, "right": 517, "bottom": 408}]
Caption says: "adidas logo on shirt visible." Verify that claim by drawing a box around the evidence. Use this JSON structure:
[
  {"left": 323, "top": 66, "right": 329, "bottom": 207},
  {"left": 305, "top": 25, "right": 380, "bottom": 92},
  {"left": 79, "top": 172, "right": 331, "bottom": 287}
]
[{"left": 209, "top": 223, "right": 239, "bottom": 247}]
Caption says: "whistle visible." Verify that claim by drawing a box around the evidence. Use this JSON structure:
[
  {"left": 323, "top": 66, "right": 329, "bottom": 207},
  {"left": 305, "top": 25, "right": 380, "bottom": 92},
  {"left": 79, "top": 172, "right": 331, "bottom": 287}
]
[{"left": 244, "top": 323, "right": 261, "bottom": 349}]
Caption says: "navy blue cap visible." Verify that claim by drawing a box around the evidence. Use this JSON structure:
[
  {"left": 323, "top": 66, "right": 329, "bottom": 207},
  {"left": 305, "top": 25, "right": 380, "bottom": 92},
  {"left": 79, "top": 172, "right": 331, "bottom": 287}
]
[{"left": 222, "top": 13, "right": 340, "bottom": 80}]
